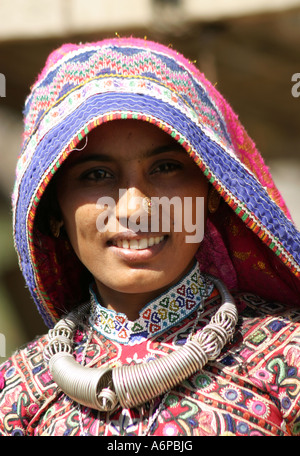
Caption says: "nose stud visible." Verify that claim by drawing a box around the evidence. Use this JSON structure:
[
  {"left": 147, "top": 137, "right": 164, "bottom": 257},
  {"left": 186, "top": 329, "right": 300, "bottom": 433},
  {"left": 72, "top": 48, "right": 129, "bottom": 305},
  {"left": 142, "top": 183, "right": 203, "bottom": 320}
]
[{"left": 142, "top": 197, "right": 155, "bottom": 214}]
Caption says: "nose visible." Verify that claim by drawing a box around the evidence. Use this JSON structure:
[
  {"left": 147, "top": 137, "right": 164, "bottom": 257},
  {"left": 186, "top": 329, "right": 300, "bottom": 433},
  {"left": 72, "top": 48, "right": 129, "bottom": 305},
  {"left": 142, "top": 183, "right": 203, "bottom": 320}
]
[
  {"left": 118, "top": 187, "right": 146, "bottom": 211},
  {"left": 116, "top": 187, "right": 150, "bottom": 232}
]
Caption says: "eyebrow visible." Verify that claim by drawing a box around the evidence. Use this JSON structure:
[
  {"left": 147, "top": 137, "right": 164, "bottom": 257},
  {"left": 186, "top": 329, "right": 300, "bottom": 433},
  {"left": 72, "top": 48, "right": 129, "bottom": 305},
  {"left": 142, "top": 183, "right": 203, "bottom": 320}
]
[
  {"left": 68, "top": 144, "right": 186, "bottom": 166},
  {"left": 141, "top": 144, "right": 186, "bottom": 158}
]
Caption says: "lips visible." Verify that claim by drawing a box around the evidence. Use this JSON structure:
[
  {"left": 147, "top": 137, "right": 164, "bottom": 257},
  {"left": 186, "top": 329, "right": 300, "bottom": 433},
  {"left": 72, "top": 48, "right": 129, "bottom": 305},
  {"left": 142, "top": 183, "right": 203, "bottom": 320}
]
[{"left": 110, "top": 235, "right": 166, "bottom": 250}]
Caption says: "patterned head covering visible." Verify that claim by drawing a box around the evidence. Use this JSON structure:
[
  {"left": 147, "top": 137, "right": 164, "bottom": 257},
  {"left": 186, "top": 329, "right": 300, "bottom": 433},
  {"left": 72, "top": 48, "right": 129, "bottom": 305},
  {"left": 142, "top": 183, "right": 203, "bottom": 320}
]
[{"left": 12, "top": 37, "right": 300, "bottom": 328}]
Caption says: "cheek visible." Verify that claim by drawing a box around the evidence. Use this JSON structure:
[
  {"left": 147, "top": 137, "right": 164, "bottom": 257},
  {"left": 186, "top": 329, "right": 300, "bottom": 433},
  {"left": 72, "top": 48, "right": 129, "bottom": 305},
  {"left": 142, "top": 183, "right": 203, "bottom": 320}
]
[
  {"left": 61, "top": 200, "right": 99, "bottom": 248},
  {"left": 178, "top": 183, "right": 208, "bottom": 226},
  {"left": 171, "top": 184, "right": 207, "bottom": 247}
]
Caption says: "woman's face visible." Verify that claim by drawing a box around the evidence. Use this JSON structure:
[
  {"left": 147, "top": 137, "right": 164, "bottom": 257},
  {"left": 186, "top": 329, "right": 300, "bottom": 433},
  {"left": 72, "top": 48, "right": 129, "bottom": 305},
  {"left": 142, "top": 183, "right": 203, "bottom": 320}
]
[{"left": 56, "top": 120, "right": 208, "bottom": 316}]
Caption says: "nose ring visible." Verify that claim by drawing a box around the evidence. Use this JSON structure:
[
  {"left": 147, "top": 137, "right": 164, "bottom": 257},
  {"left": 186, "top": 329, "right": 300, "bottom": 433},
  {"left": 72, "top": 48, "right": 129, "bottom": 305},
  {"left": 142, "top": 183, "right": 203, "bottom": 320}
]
[{"left": 142, "top": 197, "right": 153, "bottom": 214}]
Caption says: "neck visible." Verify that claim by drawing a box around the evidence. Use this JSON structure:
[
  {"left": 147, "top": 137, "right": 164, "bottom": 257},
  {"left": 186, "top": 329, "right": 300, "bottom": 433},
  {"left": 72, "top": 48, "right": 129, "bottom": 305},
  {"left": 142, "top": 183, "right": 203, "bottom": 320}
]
[
  {"left": 94, "top": 283, "right": 169, "bottom": 321},
  {"left": 94, "top": 261, "right": 197, "bottom": 321}
]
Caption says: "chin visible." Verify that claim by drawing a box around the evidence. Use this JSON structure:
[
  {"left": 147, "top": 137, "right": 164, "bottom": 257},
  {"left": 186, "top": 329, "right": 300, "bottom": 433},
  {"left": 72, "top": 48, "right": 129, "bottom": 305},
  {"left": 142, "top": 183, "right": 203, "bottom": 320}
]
[{"left": 99, "top": 270, "right": 166, "bottom": 293}]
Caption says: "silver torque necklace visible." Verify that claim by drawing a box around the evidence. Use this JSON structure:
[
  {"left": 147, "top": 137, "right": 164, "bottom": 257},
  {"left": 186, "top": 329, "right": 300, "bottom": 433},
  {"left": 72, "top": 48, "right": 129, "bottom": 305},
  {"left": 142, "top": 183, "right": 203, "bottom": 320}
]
[{"left": 44, "top": 274, "right": 238, "bottom": 434}]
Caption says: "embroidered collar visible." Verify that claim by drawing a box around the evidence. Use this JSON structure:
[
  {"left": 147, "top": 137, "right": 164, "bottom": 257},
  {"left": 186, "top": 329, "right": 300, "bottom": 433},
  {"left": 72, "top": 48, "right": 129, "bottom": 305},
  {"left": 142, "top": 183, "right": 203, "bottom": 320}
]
[{"left": 89, "top": 262, "right": 214, "bottom": 346}]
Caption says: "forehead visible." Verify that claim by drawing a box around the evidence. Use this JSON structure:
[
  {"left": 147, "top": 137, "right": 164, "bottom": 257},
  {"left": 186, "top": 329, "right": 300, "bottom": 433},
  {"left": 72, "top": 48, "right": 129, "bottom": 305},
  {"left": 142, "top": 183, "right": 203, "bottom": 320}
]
[
  {"left": 85, "top": 119, "right": 178, "bottom": 148},
  {"left": 64, "top": 119, "right": 187, "bottom": 166}
]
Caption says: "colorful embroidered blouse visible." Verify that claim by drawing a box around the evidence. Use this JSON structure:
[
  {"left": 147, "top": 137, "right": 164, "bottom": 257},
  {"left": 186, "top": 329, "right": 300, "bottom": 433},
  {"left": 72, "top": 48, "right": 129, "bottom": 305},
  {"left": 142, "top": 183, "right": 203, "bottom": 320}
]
[{"left": 0, "top": 271, "right": 299, "bottom": 436}]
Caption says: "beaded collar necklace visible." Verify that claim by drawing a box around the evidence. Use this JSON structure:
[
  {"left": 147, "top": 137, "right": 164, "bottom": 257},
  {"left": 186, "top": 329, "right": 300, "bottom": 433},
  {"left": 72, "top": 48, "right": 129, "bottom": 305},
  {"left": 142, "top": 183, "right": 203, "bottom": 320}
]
[{"left": 88, "top": 262, "right": 214, "bottom": 346}]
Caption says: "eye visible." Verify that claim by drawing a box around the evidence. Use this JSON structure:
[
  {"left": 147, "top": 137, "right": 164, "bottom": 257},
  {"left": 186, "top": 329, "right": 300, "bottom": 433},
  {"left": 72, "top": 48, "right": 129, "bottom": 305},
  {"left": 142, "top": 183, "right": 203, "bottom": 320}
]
[
  {"left": 81, "top": 168, "right": 113, "bottom": 181},
  {"left": 151, "top": 161, "right": 182, "bottom": 174}
]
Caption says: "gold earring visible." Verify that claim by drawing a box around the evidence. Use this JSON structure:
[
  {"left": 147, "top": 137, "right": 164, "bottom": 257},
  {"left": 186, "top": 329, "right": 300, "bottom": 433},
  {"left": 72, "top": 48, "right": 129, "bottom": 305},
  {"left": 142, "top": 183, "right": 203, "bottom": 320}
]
[
  {"left": 50, "top": 218, "right": 64, "bottom": 238},
  {"left": 208, "top": 187, "right": 221, "bottom": 214}
]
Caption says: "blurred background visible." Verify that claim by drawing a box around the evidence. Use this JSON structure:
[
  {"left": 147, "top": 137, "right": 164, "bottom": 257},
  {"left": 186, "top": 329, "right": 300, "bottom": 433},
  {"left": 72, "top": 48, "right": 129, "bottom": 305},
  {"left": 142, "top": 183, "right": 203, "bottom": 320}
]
[{"left": 0, "top": 0, "right": 299, "bottom": 360}]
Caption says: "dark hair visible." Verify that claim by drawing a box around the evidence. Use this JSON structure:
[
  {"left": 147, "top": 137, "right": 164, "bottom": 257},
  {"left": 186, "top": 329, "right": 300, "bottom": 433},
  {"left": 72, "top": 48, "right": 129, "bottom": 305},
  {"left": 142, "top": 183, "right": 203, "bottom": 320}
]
[{"left": 34, "top": 173, "right": 62, "bottom": 236}]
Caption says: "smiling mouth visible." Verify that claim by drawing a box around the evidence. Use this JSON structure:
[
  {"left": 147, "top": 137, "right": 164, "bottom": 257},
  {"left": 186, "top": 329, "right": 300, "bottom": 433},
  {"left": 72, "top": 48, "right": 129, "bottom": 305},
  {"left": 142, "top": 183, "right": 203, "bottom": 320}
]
[{"left": 110, "top": 235, "right": 166, "bottom": 250}]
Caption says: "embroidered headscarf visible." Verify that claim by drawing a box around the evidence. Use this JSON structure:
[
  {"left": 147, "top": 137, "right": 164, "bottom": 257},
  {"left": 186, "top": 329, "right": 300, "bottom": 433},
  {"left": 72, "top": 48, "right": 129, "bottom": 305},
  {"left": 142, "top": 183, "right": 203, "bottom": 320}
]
[{"left": 12, "top": 37, "right": 300, "bottom": 328}]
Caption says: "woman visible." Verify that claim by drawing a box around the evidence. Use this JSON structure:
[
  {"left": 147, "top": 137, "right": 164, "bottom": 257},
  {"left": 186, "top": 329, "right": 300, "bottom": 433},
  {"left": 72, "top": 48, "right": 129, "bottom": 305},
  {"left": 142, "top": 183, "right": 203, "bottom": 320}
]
[{"left": 0, "top": 37, "right": 299, "bottom": 436}]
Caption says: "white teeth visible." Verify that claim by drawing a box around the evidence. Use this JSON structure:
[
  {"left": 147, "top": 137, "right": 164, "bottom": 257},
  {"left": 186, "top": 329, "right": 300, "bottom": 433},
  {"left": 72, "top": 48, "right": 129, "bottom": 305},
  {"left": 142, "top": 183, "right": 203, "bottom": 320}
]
[
  {"left": 129, "top": 239, "right": 139, "bottom": 250},
  {"left": 113, "top": 236, "right": 165, "bottom": 250},
  {"left": 148, "top": 237, "right": 154, "bottom": 247},
  {"left": 138, "top": 238, "right": 148, "bottom": 249}
]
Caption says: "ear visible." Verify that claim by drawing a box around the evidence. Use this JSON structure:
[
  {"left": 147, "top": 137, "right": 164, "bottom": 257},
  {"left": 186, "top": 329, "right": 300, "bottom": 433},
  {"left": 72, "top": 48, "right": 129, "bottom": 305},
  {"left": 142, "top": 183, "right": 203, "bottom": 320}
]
[
  {"left": 49, "top": 218, "right": 64, "bottom": 238},
  {"left": 207, "top": 186, "right": 221, "bottom": 214}
]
